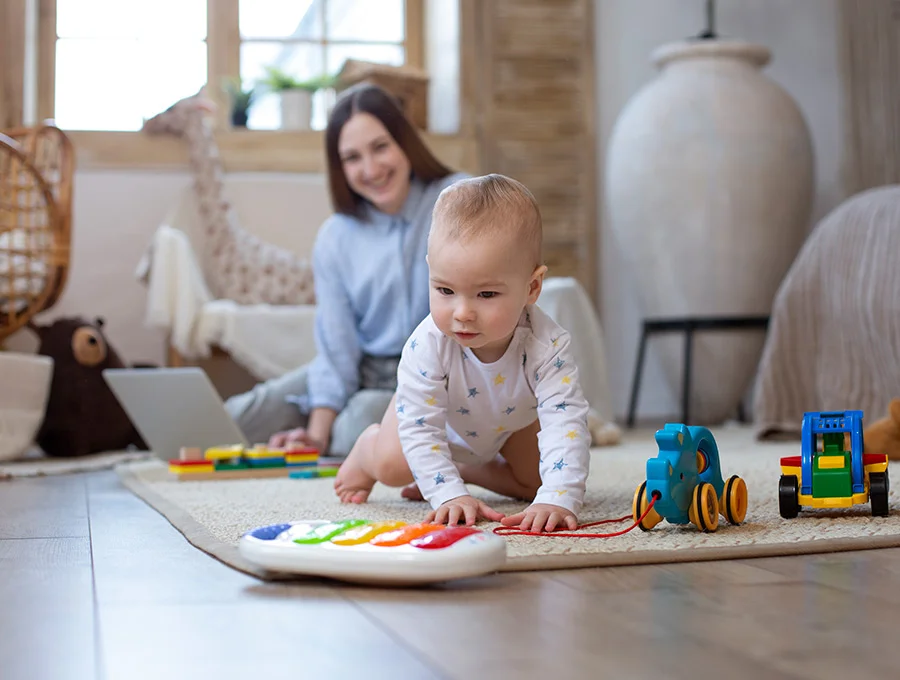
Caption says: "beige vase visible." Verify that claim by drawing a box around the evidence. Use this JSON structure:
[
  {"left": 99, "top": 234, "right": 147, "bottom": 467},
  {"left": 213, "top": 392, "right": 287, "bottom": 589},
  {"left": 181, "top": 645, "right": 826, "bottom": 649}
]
[{"left": 605, "top": 39, "right": 814, "bottom": 424}]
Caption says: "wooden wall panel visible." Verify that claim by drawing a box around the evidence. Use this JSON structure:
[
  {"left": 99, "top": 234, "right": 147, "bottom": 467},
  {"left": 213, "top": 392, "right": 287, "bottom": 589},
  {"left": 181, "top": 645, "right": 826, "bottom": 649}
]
[
  {"left": 465, "top": 0, "right": 597, "bottom": 300},
  {"left": 0, "top": 0, "right": 27, "bottom": 128},
  {"left": 839, "top": 0, "right": 900, "bottom": 194}
]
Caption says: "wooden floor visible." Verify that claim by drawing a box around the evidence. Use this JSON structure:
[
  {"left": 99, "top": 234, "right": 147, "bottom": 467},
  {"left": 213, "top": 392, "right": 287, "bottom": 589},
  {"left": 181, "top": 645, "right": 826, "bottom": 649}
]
[{"left": 3, "top": 470, "right": 899, "bottom": 680}]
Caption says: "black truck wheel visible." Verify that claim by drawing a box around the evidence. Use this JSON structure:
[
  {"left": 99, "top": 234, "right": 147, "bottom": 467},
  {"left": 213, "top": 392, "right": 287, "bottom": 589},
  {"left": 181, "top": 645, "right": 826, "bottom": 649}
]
[
  {"left": 778, "top": 474, "right": 800, "bottom": 519},
  {"left": 870, "top": 471, "right": 890, "bottom": 517}
]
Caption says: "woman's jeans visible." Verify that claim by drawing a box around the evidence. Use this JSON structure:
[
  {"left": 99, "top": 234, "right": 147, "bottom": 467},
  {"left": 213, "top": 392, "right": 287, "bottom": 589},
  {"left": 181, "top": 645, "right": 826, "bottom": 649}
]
[{"left": 224, "top": 355, "right": 399, "bottom": 457}]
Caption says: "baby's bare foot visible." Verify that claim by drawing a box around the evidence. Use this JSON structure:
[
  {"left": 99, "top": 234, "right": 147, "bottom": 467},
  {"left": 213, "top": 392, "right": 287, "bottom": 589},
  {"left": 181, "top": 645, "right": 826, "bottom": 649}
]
[{"left": 333, "top": 446, "right": 377, "bottom": 504}]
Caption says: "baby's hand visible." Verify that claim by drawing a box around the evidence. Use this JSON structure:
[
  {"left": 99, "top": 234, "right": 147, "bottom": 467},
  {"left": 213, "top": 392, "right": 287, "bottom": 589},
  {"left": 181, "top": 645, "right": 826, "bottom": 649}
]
[
  {"left": 500, "top": 503, "right": 578, "bottom": 533},
  {"left": 426, "top": 495, "right": 505, "bottom": 526}
]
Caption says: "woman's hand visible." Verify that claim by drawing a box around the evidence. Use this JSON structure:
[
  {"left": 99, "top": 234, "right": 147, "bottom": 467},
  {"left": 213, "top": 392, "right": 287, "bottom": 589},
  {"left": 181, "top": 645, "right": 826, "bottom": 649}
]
[
  {"left": 267, "top": 427, "right": 326, "bottom": 452},
  {"left": 500, "top": 503, "right": 578, "bottom": 533},
  {"left": 267, "top": 407, "right": 336, "bottom": 452}
]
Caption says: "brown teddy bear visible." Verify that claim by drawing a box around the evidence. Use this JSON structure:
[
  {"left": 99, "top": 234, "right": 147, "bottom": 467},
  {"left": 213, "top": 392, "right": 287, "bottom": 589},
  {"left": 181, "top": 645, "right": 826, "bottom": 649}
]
[
  {"left": 864, "top": 398, "right": 900, "bottom": 461},
  {"left": 28, "top": 316, "right": 151, "bottom": 458}
]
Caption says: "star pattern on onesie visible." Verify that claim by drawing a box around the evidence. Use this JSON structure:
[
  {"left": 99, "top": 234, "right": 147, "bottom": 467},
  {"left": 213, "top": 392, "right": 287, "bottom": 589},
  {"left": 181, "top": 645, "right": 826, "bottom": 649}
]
[{"left": 398, "top": 315, "right": 590, "bottom": 515}]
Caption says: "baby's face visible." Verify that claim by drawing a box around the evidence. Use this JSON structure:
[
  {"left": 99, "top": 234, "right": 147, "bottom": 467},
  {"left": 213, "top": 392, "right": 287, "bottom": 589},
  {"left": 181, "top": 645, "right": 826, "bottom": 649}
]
[{"left": 427, "top": 229, "right": 541, "bottom": 363}]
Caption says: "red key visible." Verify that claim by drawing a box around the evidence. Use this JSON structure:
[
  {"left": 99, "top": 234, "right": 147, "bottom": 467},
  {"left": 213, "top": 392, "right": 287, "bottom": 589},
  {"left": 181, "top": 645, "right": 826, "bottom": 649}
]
[{"left": 409, "top": 526, "right": 480, "bottom": 549}]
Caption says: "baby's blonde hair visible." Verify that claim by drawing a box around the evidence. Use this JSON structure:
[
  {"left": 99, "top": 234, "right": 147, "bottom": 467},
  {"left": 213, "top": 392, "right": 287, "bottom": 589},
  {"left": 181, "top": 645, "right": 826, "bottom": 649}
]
[{"left": 430, "top": 173, "right": 543, "bottom": 269}]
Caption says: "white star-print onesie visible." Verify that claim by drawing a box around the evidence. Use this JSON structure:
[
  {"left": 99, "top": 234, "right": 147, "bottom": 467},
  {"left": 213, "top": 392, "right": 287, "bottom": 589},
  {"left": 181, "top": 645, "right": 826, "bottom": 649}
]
[{"left": 395, "top": 303, "right": 591, "bottom": 515}]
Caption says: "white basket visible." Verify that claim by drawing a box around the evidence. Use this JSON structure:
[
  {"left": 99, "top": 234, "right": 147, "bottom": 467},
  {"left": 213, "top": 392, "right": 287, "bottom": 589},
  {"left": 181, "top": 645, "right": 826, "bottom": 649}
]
[{"left": 0, "top": 352, "right": 54, "bottom": 461}]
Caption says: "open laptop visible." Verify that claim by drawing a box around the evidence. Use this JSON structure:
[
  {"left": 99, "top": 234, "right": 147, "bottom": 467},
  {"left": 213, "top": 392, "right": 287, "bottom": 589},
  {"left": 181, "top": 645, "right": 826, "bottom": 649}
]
[{"left": 102, "top": 367, "right": 249, "bottom": 461}]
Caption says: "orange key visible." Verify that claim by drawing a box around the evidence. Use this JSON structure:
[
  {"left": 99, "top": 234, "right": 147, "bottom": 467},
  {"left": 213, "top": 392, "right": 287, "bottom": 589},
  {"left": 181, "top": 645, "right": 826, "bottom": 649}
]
[
  {"left": 368, "top": 523, "right": 444, "bottom": 547},
  {"left": 330, "top": 520, "right": 408, "bottom": 546}
]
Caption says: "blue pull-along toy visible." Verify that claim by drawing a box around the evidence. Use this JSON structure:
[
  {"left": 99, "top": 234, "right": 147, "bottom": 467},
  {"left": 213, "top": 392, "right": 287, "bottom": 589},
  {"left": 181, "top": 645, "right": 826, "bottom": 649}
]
[{"left": 632, "top": 423, "right": 748, "bottom": 532}]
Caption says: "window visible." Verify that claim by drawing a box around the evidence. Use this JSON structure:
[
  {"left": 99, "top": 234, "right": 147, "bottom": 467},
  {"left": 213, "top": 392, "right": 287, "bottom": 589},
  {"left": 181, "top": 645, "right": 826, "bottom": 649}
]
[
  {"left": 47, "top": 0, "right": 417, "bottom": 132},
  {"left": 52, "top": 0, "right": 208, "bottom": 131},
  {"left": 18, "top": 0, "right": 469, "bottom": 172},
  {"left": 241, "top": 0, "right": 407, "bottom": 130}
]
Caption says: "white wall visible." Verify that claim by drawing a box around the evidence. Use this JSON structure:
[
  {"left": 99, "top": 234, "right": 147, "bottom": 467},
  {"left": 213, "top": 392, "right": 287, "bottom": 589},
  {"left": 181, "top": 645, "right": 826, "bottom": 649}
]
[
  {"left": 7, "top": 171, "right": 189, "bottom": 362},
  {"left": 6, "top": 170, "right": 332, "bottom": 379},
  {"left": 595, "top": 0, "right": 846, "bottom": 421}
]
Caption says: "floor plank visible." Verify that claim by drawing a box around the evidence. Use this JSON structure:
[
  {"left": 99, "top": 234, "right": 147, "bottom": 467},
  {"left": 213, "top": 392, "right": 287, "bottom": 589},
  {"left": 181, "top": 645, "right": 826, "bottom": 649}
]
[
  {"left": 0, "top": 475, "right": 89, "bottom": 539},
  {"left": 339, "top": 572, "right": 802, "bottom": 680},
  {"left": 85, "top": 471, "right": 257, "bottom": 606},
  {"left": 742, "top": 547, "right": 900, "bottom": 604},
  {"left": 0, "top": 537, "right": 96, "bottom": 680},
  {"left": 86, "top": 471, "right": 442, "bottom": 679},
  {"left": 99, "top": 594, "right": 444, "bottom": 680}
]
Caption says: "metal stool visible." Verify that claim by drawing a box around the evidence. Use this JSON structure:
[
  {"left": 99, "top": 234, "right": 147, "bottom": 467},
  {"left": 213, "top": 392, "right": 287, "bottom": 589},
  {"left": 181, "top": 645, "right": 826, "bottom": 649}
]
[{"left": 626, "top": 315, "right": 770, "bottom": 426}]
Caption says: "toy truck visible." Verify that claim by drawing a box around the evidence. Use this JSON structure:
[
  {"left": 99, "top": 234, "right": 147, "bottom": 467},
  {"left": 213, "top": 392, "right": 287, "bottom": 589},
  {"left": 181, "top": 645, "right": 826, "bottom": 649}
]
[{"left": 778, "top": 410, "right": 890, "bottom": 518}]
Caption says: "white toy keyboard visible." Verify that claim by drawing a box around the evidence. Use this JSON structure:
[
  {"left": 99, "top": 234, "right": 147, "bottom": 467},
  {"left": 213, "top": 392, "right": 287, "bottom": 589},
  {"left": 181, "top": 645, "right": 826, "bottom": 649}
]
[{"left": 239, "top": 518, "right": 508, "bottom": 586}]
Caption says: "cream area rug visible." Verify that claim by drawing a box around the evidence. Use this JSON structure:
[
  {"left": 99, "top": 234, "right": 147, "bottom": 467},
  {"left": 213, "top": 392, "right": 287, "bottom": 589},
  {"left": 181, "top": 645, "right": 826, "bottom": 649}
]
[
  {"left": 0, "top": 446, "right": 151, "bottom": 480},
  {"left": 116, "top": 423, "right": 900, "bottom": 580}
]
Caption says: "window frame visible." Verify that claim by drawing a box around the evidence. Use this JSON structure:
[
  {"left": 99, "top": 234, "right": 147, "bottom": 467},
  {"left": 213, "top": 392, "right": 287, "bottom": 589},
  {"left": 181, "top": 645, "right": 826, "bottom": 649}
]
[{"left": 29, "top": 0, "right": 476, "bottom": 173}]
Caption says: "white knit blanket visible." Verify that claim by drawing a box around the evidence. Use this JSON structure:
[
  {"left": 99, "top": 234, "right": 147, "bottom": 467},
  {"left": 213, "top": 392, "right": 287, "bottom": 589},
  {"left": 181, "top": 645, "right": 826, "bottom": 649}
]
[
  {"left": 135, "top": 225, "right": 317, "bottom": 379},
  {"left": 754, "top": 185, "right": 900, "bottom": 437}
]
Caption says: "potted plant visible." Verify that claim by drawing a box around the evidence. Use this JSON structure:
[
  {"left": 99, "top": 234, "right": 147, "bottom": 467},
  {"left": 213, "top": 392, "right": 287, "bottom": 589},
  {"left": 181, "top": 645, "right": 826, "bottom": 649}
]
[
  {"left": 223, "top": 77, "right": 255, "bottom": 128},
  {"left": 260, "top": 66, "right": 336, "bottom": 130}
]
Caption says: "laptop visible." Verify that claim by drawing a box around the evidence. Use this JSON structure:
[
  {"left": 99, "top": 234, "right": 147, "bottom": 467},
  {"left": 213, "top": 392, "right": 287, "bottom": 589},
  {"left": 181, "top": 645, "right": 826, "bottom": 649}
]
[{"left": 103, "top": 367, "right": 250, "bottom": 461}]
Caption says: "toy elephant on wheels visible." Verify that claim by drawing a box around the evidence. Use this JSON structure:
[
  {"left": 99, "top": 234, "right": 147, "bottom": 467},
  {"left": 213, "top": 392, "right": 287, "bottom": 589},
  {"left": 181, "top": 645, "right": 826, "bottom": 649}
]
[{"left": 632, "top": 423, "right": 748, "bottom": 533}]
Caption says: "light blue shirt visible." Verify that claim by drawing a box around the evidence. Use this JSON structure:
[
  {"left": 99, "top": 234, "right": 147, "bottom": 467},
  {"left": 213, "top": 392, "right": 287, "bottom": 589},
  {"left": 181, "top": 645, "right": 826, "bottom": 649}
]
[{"left": 306, "top": 172, "right": 469, "bottom": 412}]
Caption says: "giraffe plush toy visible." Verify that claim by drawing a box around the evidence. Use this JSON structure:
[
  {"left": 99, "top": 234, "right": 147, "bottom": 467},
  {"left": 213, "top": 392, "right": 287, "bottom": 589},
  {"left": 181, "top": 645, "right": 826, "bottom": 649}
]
[{"left": 141, "top": 89, "right": 316, "bottom": 306}]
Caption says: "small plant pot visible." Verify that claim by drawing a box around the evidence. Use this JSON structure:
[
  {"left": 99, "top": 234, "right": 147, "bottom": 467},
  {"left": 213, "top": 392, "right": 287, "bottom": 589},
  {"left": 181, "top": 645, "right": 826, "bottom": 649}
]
[
  {"left": 231, "top": 109, "right": 249, "bottom": 128},
  {"left": 280, "top": 89, "right": 313, "bottom": 130}
]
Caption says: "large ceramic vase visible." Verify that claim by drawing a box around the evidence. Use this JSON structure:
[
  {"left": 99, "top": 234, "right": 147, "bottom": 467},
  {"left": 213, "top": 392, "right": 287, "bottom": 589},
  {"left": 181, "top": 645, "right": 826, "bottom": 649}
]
[{"left": 605, "top": 39, "right": 814, "bottom": 424}]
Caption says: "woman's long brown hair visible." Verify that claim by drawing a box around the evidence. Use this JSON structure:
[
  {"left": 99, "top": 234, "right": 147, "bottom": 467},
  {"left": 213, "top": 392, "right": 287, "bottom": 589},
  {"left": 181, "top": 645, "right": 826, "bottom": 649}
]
[{"left": 325, "top": 83, "right": 454, "bottom": 218}]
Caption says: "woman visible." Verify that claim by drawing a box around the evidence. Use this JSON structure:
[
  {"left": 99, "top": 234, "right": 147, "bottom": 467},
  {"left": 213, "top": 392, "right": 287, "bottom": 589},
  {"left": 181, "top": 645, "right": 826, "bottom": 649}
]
[{"left": 225, "top": 83, "right": 469, "bottom": 456}]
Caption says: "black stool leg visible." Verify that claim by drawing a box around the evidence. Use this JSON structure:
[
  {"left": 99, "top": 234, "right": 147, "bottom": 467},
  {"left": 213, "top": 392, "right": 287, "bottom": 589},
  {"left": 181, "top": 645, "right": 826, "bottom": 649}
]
[
  {"left": 682, "top": 326, "right": 693, "bottom": 424},
  {"left": 627, "top": 324, "right": 649, "bottom": 427}
]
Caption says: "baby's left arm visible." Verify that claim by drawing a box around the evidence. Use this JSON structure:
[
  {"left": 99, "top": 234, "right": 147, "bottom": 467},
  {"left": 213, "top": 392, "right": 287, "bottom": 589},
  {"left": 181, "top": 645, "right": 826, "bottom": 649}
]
[{"left": 528, "top": 333, "right": 592, "bottom": 517}]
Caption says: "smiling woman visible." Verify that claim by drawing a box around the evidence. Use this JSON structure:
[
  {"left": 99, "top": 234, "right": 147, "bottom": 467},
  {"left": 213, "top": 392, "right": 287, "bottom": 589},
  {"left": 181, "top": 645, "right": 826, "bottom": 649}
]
[
  {"left": 325, "top": 83, "right": 453, "bottom": 217},
  {"left": 222, "top": 83, "right": 470, "bottom": 457}
]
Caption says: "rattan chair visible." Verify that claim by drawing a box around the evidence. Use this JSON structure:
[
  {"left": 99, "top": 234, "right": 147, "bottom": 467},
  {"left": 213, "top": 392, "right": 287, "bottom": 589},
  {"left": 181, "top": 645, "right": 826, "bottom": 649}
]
[{"left": 0, "top": 122, "right": 74, "bottom": 344}]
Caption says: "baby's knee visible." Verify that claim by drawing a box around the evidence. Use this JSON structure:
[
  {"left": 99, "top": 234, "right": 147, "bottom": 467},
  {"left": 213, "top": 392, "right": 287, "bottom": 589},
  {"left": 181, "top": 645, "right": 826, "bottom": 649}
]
[
  {"left": 370, "top": 439, "right": 412, "bottom": 485},
  {"left": 520, "top": 483, "right": 540, "bottom": 502}
]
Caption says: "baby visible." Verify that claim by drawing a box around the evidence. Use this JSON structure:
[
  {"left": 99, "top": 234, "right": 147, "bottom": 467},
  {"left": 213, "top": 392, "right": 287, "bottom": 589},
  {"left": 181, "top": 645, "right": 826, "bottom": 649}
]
[{"left": 333, "top": 174, "right": 592, "bottom": 533}]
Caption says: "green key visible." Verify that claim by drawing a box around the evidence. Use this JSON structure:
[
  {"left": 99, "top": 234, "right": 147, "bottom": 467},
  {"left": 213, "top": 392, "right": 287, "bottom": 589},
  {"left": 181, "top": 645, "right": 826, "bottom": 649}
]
[{"left": 292, "top": 519, "right": 369, "bottom": 544}]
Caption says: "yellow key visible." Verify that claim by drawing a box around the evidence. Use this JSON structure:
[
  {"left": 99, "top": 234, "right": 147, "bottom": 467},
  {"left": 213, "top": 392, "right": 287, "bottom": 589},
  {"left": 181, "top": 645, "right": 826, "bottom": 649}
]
[{"left": 330, "top": 520, "right": 408, "bottom": 546}]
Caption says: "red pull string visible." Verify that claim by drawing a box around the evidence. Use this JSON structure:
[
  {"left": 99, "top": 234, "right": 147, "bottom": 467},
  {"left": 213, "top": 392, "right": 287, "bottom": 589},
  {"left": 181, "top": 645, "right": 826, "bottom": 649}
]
[{"left": 493, "top": 491, "right": 660, "bottom": 539}]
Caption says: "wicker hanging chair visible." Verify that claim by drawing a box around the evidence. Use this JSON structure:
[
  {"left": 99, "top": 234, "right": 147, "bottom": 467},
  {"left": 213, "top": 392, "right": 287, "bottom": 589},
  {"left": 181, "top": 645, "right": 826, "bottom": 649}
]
[{"left": 0, "top": 122, "right": 74, "bottom": 344}]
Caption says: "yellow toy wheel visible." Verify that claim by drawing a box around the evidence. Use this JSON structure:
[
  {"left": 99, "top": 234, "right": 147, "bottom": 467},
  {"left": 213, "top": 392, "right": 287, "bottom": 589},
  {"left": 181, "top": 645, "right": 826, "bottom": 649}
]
[
  {"left": 632, "top": 481, "right": 662, "bottom": 531},
  {"left": 689, "top": 482, "right": 719, "bottom": 532},
  {"left": 721, "top": 475, "right": 748, "bottom": 525},
  {"left": 696, "top": 449, "right": 709, "bottom": 474}
]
